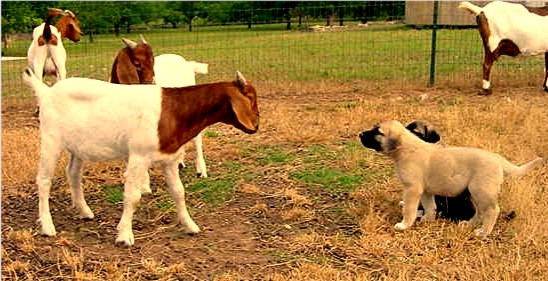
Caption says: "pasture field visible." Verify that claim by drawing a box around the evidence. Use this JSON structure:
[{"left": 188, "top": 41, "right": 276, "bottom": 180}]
[
  {"left": 1, "top": 24, "right": 545, "bottom": 97},
  {"left": 2, "top": 25, "right": 548, "bottom": 280}
]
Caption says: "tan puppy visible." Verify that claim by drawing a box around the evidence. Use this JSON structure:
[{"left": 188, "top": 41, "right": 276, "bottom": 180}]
[{"left": 359, "top": 120, "right": 543, "bottom": 237}]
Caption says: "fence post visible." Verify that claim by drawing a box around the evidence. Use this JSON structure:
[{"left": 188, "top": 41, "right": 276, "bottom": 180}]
[{"left": 429, "top": 0, "right": 439, "bottom": 86}]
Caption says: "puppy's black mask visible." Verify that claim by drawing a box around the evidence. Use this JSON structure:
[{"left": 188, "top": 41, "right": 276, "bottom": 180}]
[
  {"left": 405, "top": 121, "right": 441, "bottom": 143},
  {"left": 359, "top": 126, "right": 383, "bottom": 152}
]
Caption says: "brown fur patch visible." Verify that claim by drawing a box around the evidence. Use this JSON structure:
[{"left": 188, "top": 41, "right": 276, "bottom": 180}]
[
  {"left": 37, "top": 34, "right": 58, "bottom": 46},
  {"left": 157, "top": 81, "right": 259, "bottom": 154},
  {"left": 158, "top": 84, "right": 231, "bottom": 154},
  {"left": 526, "top": 6, "right": 548, "bottom": 16},
  {"left": 56, "top": 15, "right": 82, "bottom": 42}
]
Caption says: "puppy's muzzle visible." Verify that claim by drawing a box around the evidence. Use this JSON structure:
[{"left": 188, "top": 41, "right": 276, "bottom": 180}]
[{"left": 359, "top": 129, "right": 382, "bottom": 152}]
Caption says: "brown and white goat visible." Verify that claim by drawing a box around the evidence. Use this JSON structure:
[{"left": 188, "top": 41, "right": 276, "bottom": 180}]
[
  {"left": 27, "top": 8, "right": 82, "bottom": 83},
  {"left": 459, "top": 1, "right": 548, "bottom": 95},
  {"left": 22, "top": 67, "right": 259, "bottom": 246},
  {"left": 109, "top": 35, "right": 154, "bottom": 84}
]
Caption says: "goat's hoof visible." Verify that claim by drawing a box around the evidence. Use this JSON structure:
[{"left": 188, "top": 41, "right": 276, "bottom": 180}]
[
  {"left": 184, "top": 223, "right": 201, "bottom": 235},
  {"left": 196, "top": 172, "right": 208, "bottom": 178},
  {"left": 115, "top": 232, "right": 135, "bottom": 247},
  {"left": 40, "top": 225, "right": 57, "bottom": 237},
  {"left": 79, "top": 211, "right": 95, "bottom": 220},
  {"left": 478, "top": 88, "right": 492, "bottom": 96}
]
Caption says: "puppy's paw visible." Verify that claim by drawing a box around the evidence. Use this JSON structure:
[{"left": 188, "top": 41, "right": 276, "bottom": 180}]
[{"left": 394, "top": 222, "right": 408, "bottom": 231}]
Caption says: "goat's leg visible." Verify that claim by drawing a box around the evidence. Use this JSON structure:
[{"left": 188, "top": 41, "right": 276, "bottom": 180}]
[
  {"left": 36, "top": 140, "right": 62, "bottom": 236},
  {"left": 194, "top": 133, "right": 208, "bottom": 178},
  {"left": 162, "top": 162, "right": 201, "bottom": 234},
  {"left": 115, "top": 157, "right": 147, "bottom": 246},
  {"left": 480, "top": 52, "right": 495, "bottom": 95},
  {"left": 543, "top": 52, "right": 548, "bottom": 92},
  {"left": 66, "top": 153, "right": 94, "bottom": 219}
]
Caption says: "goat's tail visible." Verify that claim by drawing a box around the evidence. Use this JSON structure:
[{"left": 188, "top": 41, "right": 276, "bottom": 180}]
[
  {"left": 458, "top": 1, "right": 483, "bottom": 16},
  {"left": 502, "top": 157, "right": 544, "bottom": 177},
  {"left": 22, "top": 68, "right": 51, "bottom": 103}
]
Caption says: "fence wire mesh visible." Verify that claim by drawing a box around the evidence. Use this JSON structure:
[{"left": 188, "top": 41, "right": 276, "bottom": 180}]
[{"left": 1, "top": 1, "right": 544, "bottom": 98}]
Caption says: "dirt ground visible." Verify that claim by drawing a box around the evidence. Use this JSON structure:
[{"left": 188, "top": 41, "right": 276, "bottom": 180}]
[{"left": 2, "top": 85, "right": 548, "bottom": 280}]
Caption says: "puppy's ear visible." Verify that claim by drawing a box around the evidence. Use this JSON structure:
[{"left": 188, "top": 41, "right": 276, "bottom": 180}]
[{"left": 384, "top": 134, "right": 401, "bottom": 152}]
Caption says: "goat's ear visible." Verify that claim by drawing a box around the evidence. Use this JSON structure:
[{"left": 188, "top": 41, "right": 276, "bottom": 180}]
[
  {"left": 230, "top": 95, "right": 256, "bottom": 132},
  {"left": 236, "top": 71, "right": 247, "bottom": 89},
  {"left": 122, "top": 38, "right": 137, "bottom": 49}
]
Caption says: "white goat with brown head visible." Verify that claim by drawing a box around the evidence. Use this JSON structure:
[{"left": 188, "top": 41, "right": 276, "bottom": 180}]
[
  {"left": 459, "top": 1, "right": 548, "bottom": 95},
  {"left": 27, "top": 8, "right": 82, "bottom": 83},
  {"left": 22, "top": 67, "right": 259, "bottom": 246}
]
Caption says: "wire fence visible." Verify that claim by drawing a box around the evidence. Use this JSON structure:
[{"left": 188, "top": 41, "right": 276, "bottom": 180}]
[{"left": 1, "top": 2, "right": 545, "bottom": 99}]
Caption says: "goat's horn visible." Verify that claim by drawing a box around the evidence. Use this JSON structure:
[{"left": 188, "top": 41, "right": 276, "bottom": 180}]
[
  {"left": 121, "top": 38, "right": 138, "bottom": 49},
  {"left": 139, "top": 34, "right": 148, "bottom": 45},
  {"left": 48, "top": 8, "right": 66, "bottom": 16},
  {"left": 236, "top": 71, "right": 247, "bottom": 86},
  {"left": 64, "top": 10, "right": 76, "bottom": 18}
]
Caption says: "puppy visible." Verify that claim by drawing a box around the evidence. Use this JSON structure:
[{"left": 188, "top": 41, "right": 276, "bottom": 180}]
[
  {"left": 359, "top": 120, "right": 543, "bottom": 237},
  {"left": 405, "top": 120, "right": 476, "bottom": 221}
]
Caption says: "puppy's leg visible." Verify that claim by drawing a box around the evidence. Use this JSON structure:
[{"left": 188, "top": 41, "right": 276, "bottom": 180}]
[
  {"left": 395, "top": 185, "right": 422, "bottom": 231},
  {"left": 469, "top": 182, "right": 500, "bottom": 237},
  {"left": 420, "top": 194, "right": 436, "bottom": 221}
]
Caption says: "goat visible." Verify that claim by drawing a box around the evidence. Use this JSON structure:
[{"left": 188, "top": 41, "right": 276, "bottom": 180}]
[
  {"left": 22, "top": 67, "right": 260, "bottom": 246},
  {"left": 109, "top": 35, "right": 154, "bottom": 84},
  {"left": 27, "top": 8, "right": 82, "bottom": 83},
  {"left": 459, "top": 1, "right": 548, "bottom": 95}
]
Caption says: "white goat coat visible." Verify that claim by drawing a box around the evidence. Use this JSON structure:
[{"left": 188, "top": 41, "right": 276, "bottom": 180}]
[
  {"left": 27, "top": 23, "right": 67, "bottom": 81},
  {"left": 464, "top": 1, "right": 548, "bottom": 55},
  {"left": 38, "top": 78, "right": 184, "bottom": 164}
]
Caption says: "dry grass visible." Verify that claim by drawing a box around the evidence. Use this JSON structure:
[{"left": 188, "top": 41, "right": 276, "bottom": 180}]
[{"left": 2, "top": 82, "right": 548, "bottom": 280}]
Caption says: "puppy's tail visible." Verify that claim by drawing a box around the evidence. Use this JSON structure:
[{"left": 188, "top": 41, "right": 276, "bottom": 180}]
[
  {"left": 22, "top": 68, "right": 51, "bottom": 104},
  {"left": 502, "top": 157, "right": 544, "bottom": 177}
]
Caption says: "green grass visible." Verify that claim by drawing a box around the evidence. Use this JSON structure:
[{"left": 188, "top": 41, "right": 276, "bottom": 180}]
[
  {"left": 102, "top": 185, "right": 124, "bottom": 204},
  {"left": 186, "top": 177, "right": 236, "bottom": 206},
  {"left": 290, "top": 167, "right": 362, "bottom": 193},
  {"left": 3, "top": 23, "right": 543, "bottom": 98}
]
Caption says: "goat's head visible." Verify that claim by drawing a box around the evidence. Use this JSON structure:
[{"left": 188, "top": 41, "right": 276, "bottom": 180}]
[
  {"left": 121, "top": 35, "right": 155, "bottom": 84},
  {"left": 228, "top": 71, "right": 260, "bottom": 134},
  {"left": 56, "top": 9, "right": 83, "bottom": 42}
]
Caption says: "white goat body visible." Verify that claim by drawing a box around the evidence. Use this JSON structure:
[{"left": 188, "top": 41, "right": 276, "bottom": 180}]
[
  {"left": 460, "top": 1, "right": 548, "bottom": 56},
  {"left": 22, "top": 68, "right": 259, "bottom": 246},
  {"left": 459, "top": 1, "right": 548, "bottom": 93},
  {"left": 154, "top": 54, "right": 209, "bottom": 178}
]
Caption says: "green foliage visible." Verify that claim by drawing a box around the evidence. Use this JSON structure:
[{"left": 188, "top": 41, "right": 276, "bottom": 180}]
[
  {"left": 102, "top": 184, "right": 124, "bottom": 204},
  {"left": 242, "top": 145, "right": 295, "bottom": 165},
  {"left": 290, "top": 168, "right": 362, "bottom": 193},
  {"left": 187, "top": 178, "right": 236, "bottom": 206}
]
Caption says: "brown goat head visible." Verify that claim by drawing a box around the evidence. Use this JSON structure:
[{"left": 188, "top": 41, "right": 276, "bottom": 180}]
[
  {"left": 110, "top": 35, "right": 154, "bottom": 84},
  {"left": 229, "top": 71, "right": 260, "bottom": 134},
  {"left": 55, "top": 9, "right": 82, "bottom": 42}
]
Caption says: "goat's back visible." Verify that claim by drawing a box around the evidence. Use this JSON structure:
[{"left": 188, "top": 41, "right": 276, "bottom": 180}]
[
  {"left": 39, "top": 78, "right": 165, "bottom": 161},
  {"left": 482, "top": 1, "right": 548, "bottom": 54}
]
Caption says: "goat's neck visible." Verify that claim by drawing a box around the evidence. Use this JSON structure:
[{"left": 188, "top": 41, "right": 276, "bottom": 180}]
[{"left": 158, "top": 82, "right": 235, "bottom": 154}]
